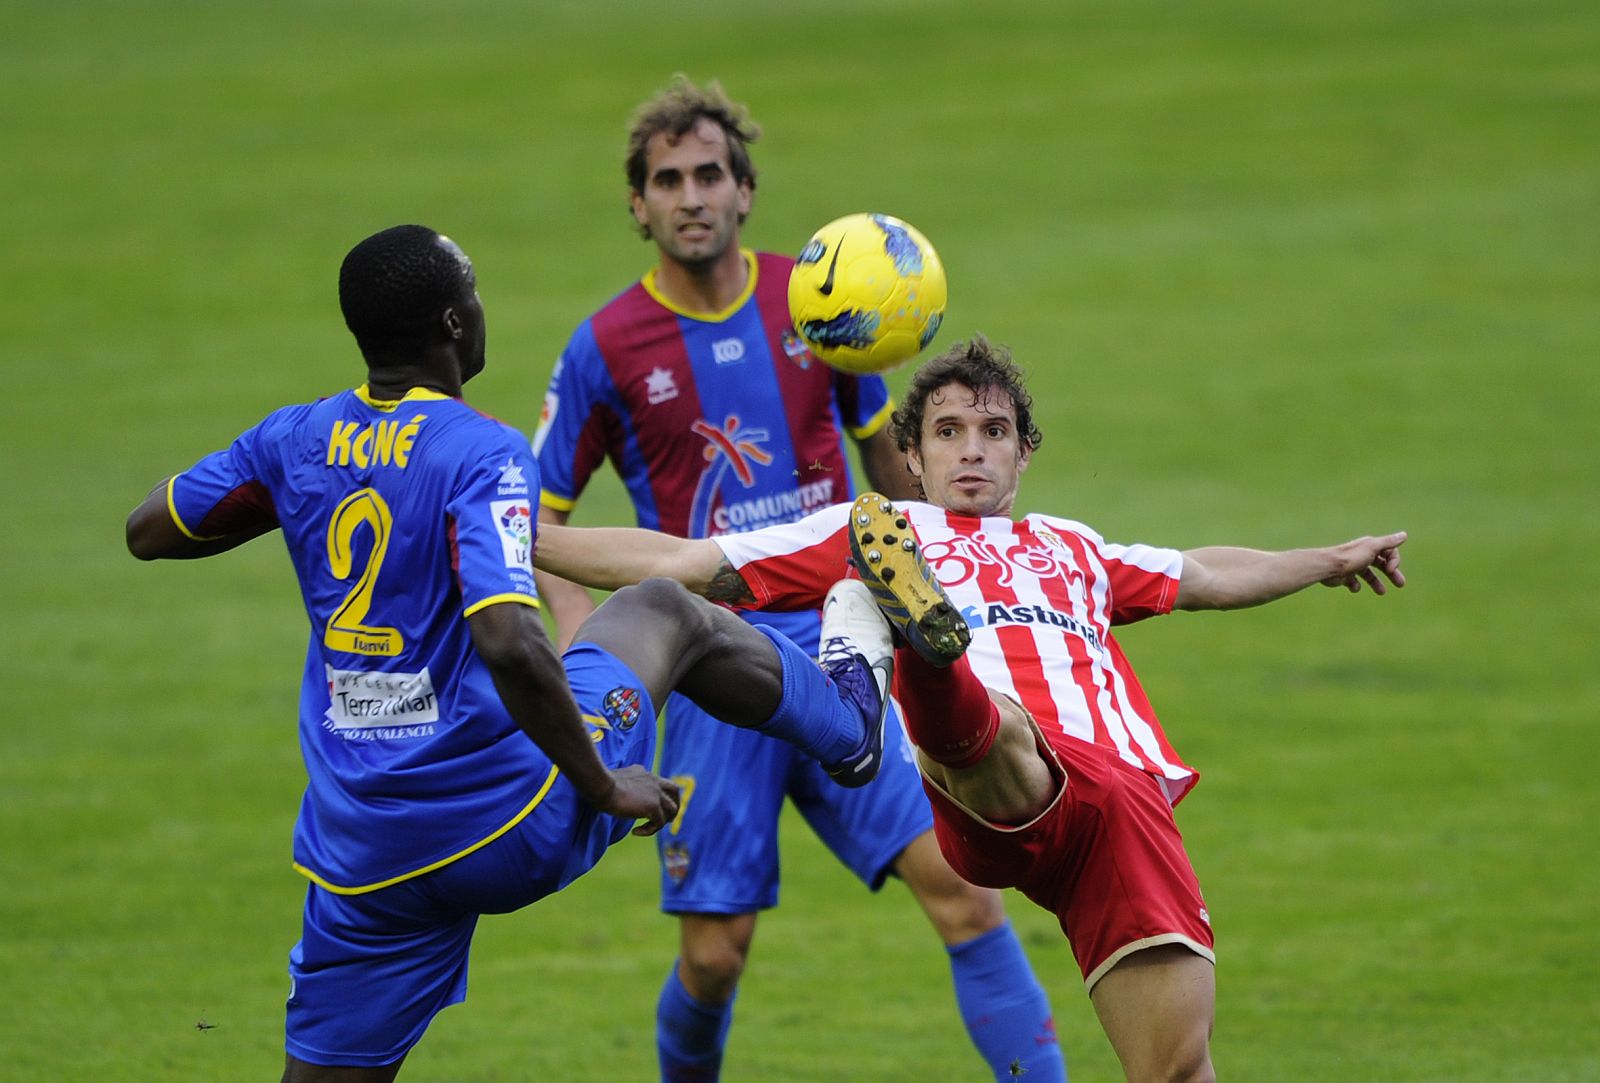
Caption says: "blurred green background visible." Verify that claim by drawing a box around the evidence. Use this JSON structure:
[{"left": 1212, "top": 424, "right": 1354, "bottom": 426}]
[{"left": 3, "top": 1, "right": 1596, "bottom": 1079}]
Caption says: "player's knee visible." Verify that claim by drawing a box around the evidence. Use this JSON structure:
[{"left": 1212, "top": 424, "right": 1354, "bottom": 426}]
[
  {"left": 897, "top": 836, "right": 1008, "bottom": 942},
  {"left": 1151, "top": 1040, "right": 1214, "bottom": 1083},
  {"left": 678, "top": 942, "right": 747, "bottom": 1004},
  {"left": 991, "top": 693, "right": 1031, "bottom": 739},
  {"left": 618, "top": 576, "right": 695, "bottom": 613},
  {"left": 941, "top": 880, "right": 1009, "bottom": 941},
  {"left": 1126, "top": 1009, "right": 1213, "bottom": 1083},
  {"left": 616, "top": 578, "right": 708, "bottom": 632}
]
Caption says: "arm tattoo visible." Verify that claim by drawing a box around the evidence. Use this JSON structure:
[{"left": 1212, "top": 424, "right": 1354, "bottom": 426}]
[{"left": 703, "top": 558, "right": 756, "bottom": 606}]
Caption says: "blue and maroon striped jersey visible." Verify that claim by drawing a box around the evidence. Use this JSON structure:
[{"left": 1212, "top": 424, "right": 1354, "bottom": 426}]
[{"left": 534, "top": 250, "right": 892, "bottom": 540}]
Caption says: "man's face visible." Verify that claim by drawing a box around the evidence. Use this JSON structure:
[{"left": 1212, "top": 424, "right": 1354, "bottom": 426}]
[
  {"left": 438, "top": 236, "right": 487, "bottom": 383},
  {"left": 907, "top": 382, "right": 1032, "bottom": 518},
  {"left": 456, "top": 286, "right": 487, "bottom": 383},
  {"left": 630, "top": 118, "right": 752, "bottom": 268}
]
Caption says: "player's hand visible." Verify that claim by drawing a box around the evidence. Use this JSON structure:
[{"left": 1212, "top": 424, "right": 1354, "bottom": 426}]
[
  {"left": 594, "top": 765, "right": 681, "bottom": 837},
  {"left": 1320, "top": 531, "right": 1408, "bottom": 595}
]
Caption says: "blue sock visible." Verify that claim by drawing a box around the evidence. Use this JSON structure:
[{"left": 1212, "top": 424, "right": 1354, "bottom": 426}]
[
  {"left": 656, "top": 962, "right": 734, "bottom": 1083},
  {"left": 746, "top": 625, "right": 861, "bottom": 764},
  {"left": 949, "top": 922, "right": 1067, "bottom": 1082}
]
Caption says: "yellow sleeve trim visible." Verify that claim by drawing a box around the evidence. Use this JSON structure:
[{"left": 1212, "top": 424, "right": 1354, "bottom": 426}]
[
  {"left": 292, "top": 764, "right": 563, "bottom": 895},
  {"left": 463, "top": 593, "right": 540, "bottom": 619},
  {"left": 165, "top": 475, "right": 224, "bottom": 541},
  {"left": 540, "top": 489, "right": 577, "bottom": 513},
  {"left": 847, "top": 398, "right": 896, "bottom": 441}
]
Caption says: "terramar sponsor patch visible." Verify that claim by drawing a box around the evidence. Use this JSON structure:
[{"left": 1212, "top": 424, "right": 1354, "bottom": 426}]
[{"left": 324, "top": 665, "right": 439, "bottom": 734}]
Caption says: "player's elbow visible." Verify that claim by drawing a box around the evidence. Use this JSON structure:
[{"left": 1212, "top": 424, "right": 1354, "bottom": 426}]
[
  {"left": 1174, "top": 553, "right": 1258, "bottom": 612},
  {"left": 475, "top": 634, "right": 542, "bottom": 679},
  {"left": 1174, "top": 562, "right": 1220, "bottom": 611},
  {"left": 126, "top": 508, "right": 170, "bottom": 560}
]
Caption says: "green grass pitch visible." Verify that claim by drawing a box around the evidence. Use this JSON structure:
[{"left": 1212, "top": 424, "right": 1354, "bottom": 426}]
[{"left": 3, "top": 1, "right": 1596, "bottom": 1079}]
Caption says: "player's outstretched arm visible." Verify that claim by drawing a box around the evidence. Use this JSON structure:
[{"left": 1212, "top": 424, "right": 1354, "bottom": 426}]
[
  {"left": 534, "top": 523, "right": 735, "bottom": 598},
  {"left": 1175, "top": 531, "right": 1407, "bottom": 612},
  {"left": 533, "top": 505, "right": 602, "bottom": 651},
  {"left": 469, "top": 600, "right": 679, "bottom": 835},
  {"left": 126, "top": 479, "right": 277, "bottom": 560}
]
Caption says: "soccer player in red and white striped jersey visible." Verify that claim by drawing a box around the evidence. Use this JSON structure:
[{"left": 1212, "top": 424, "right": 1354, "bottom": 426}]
[
  {"left": 534, "top": 335, "right": 1407, "bottom": 1083},
  {"left": 534, "top": 78, "right": 1063, "bottom": 1083}
]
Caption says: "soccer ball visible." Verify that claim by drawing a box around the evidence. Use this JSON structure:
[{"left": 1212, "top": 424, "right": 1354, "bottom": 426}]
[{"left": 787, "top": 213, "right": 947, "bottom": 375}]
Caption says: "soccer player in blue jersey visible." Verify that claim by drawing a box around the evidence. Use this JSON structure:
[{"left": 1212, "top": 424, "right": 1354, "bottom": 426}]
[
  {"left": 532, "top": 77, "right": 1066, "bottom": 1082},
  {"left": 125, "top": 224, "right": 897, "bottom": 1082}
]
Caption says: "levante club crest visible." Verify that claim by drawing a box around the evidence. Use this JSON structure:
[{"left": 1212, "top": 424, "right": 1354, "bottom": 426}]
[
  {"left": 602, "top": 687, "right": 642, "bottom": 731},
  {"left": 663, "top": 842, "right": 691, "bottom": 885}
]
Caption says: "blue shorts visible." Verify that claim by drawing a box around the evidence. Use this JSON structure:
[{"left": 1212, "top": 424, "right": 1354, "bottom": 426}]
[
  {"left": 656, "top": 609, "right": 933, "bottom": 913},
  {"left": 285, "top": 643, "right": 656, "bottom": 1068}
]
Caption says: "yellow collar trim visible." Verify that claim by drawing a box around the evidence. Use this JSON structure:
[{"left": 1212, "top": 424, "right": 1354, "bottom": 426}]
[
  {"left": 641, "top": 249, "right": 758, "bottom": 322},
  {"left": 354, "top": 384, "right": 454, "bottom": 412}
]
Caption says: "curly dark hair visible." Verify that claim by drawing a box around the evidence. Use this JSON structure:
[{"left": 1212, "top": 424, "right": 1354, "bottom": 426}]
[
  {"left": 890, "top": 335, "right": 1044, "bottom": 457},
  {"left": 624, "top": 74, "right": 760, "bottom": 239},
  {"left": 338, "top": 225, "right": 472, "bottom": 358}
]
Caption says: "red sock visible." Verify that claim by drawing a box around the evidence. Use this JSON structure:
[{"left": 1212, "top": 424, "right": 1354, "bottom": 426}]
[{"left": 892, "top": 650, "right": 1000, "bottom": 769}]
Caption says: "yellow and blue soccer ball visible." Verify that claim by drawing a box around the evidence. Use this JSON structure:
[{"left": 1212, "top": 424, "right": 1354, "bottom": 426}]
[{"left": 787, "top": 213, "right": 947, "bottom": 375}]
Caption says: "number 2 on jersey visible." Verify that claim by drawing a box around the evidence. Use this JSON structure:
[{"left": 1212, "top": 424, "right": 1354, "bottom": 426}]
[{"left": 324, "top": 488, "right": 404, "bottom": 656}]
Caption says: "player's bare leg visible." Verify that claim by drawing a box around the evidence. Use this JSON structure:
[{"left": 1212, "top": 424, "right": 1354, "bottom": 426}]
[
  {"left": 655, "top": 911, "right": 758, "bottom": 1082},
  {"left": 574, "top": 578, "right": 781, "bottom": 721},
  {"left": 893, "top": 832, "right": 1007, "bottom": 943},
  {"left": 1090, "top": 944, "right": 1216, "bottom": 1083},
  {"left": 573, "top": 577, "right": 888, "bottom": 786},
  {"left": 894, "top": 832, "right": 1067, "bottom": 1082},
  {"left": 916, "top": 695, "right": 1058, "bottom": 826},
  {"left": 675, "top": 912, "right": 758, "bottom": 1004}
]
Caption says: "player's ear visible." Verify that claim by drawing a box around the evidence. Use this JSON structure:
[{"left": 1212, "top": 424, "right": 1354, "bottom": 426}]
[
  {"left": 907, "top": 444, "right": 924, "bottom": 479},
  {"left": 629, "top": 189, "right": 649, "bottom": 228},
  {"left": 441, "top": 306, "right": 464, "bottom": 341},
  {"left": 1017, "top": 441, "right": 1033, "bottom": 474}
]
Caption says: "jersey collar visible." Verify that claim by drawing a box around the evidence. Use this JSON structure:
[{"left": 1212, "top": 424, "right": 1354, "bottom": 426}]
[
  {"left": 353, "top": 384, "right": 455, "bottom": 412},
  {"left": 641, "top": 249, "right": 758, "bottom": 322}
]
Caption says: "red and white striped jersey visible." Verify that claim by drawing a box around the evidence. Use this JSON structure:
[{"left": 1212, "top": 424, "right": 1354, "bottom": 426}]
[{"left": 715, "top": 500, "right": 1198, "bottom": 804}]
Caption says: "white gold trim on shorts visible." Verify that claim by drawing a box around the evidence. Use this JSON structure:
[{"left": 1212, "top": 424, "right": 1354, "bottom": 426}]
[{"left": 1085, "top": 933, "right": 1217, "bottom": 994}]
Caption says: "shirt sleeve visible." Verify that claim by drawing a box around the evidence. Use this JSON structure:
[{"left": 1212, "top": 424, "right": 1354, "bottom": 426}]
[
  {"left": 1099, "top": 539, "right": 1183, "bottom": 624},
  {"left": 450, "top": 429, "right": 542, "bottom": 617},
  {"left": 711, "top": 504, "right": 853, "bottom": 611},
  {"left": 532, "top": 323, "right": 613, "bottom": 513},
  {"left": 833, "top": 369, "right": 894, "bottom": 440},
  {"left": 1037, "top": 514, "right": 1182, "bottom": 625},
  {"left": 168, "top": 414, "right": 284, "bottom": 540}
]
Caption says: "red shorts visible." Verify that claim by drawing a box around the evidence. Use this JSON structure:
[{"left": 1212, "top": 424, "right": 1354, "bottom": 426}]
[{"left": 921, "top": 721, "right": 1215, "bottom": 990}]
